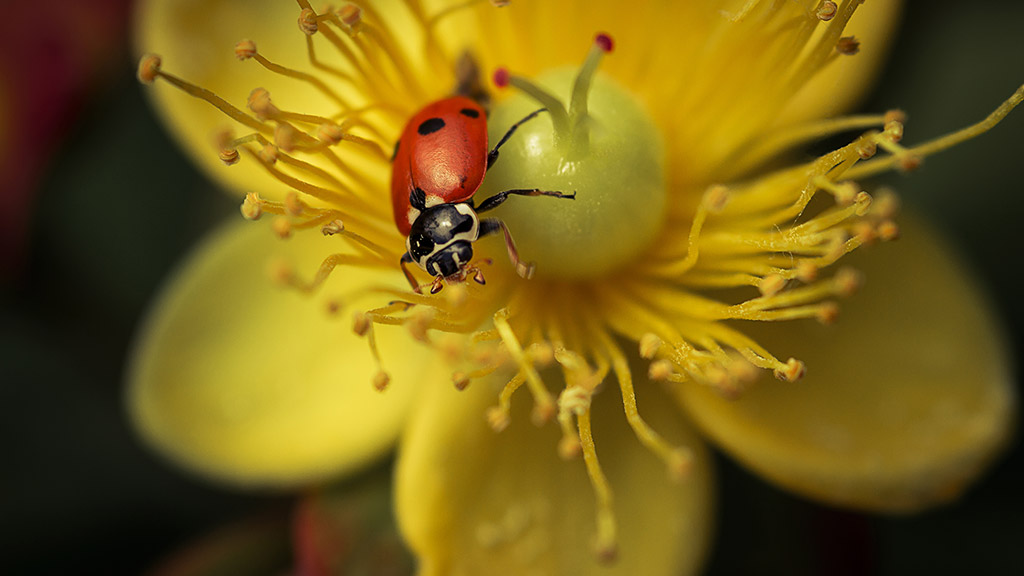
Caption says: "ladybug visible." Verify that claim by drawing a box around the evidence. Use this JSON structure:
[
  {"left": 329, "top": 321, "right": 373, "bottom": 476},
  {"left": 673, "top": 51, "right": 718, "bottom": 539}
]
[{"left": 391, "top": 95, "right": 574, "bottom": 293}]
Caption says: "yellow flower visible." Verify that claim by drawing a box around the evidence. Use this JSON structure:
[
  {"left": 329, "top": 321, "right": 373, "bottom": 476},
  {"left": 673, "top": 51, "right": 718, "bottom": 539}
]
[{"left": 130, "top": 0, "right": 1020, "bottom": 573}]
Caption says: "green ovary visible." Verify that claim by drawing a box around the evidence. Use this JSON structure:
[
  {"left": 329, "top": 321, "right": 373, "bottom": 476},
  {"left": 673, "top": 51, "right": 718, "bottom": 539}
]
[{"left": 477, "top": 69, "right": 667, "bottom": 279}]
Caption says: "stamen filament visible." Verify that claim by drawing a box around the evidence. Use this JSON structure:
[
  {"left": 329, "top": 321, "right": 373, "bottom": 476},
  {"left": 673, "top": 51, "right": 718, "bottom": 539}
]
[
  {"left": 847, "top": 84, "right": 1024, "bottom": 180},
  {"left": 493, "top": 308, "right": 556, "bottom": 424},
  {"left": 577, "top": 408, "right": 617, "bottom": 563}
]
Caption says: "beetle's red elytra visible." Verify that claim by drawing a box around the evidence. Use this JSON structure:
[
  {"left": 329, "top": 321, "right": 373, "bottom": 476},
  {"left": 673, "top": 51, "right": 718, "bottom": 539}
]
[{"left": 390, "top": 95, "right": 575, "bottom": 293}]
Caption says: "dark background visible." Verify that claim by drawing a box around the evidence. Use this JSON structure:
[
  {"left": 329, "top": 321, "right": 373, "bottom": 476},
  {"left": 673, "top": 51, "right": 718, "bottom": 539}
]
[{"left": 2, "top": 1, "right": 1022, "bottom": 574}]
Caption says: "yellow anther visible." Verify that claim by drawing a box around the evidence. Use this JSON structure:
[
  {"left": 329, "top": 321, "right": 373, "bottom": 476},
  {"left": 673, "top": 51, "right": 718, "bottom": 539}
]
[
  {"left": 884, "top": 109, "right": 907, "bottom": 125},
  {"left": 213, "top": 128, "right": 235, "bottom": 151},
  {"left": 833, "top": 181, "right": 859, "bottom": 205},
  {"left": 834, "top": 267, "right": 863, "bottom": 297},
  {"left": 338, "top": 4, "right": 362, "bottom": 29},
  {"left": 352, "top": 312, "right": 371, "bottom": 336},
  {"left": 528, "top": 342, "right": 555, "bottom": 367},
  {"left": 703, "top": 184, "right": 730, "bottom": 212},
  {"left": 727, "top": 358, "right": 760, "bottom": 384},
  {"left": 271, "top": 216, "right": 292, "bottom": 239},
  {"left": 816, "top": 1, "right": 837, "bottom": 21},
  {"left": 486, "top": 406, "right": 511, "bottom": 432},
  {"left": 234, "top": 39, "right": 257, "bottom": 60},
  {"left": 856, "top": 140, "right": 877, "bottom": 159},
  {"left": 274, "top": 123, "right": 298, "bottom": 152},
  {"left": 775, "top": 358, "right": 806, "bottom": 382},
  {"left": 321, "top": 219, "right": 345, "bottom": 235},
  {"left": 325, "top": 299, "right": 342, "bottom": 315},
  {"left": 246, "top": 87, "right": 277, "bottom": 119},
  {"left": 317, "top": 123, "right": 344, "bottom": 145},
  {"left": 796, "top": 261, "right": 818, "bottom": 283},
  {"left": 137, "top": 54, "right": 161, "bottom": 84},
  {"left": 852, "top": 221, "right": 877, "bottom": 245},
  {"left": 853, "top": 191, "right": 872, "bottom": 215},
  {"left": 758, "top": 274, "right": 786, "bottom": 297},
  {"left": 816, "top": 301, "right": 840, "bottom": 325},
  {"left": 871, "top": 188, "right": 901, "bottom": 219},
  {"left": 267, "top": 259, "right": 294, "bottom": 286},
  {"left": 898, "top": 155, "right": 923, "bottom": 172},
  {"left": 259, "top": 143, "right": 279, "bottom": 165},
  {"left": 407, "top": 308, "right": 436, "bottom": 342},
  {"left": 240, "top": 192, "right": 263, "bottom": 220},
  {"left": 558, "top": 386, "right": 592, "bottom": 416},
  {"left": 372, "top": 370, "right": 390, "bottom": 392},
  {"left": 666, "top": 448, "right": 693, "bottom": 483},
  {"left": 836, "top": 36, "right": 860, "bottom": 55},
  {"left": 284, "top": 191, "right": 304, "bottom": 216},
  {"left": 531, "top": 403, "right": 555, "bottom": 426},
  {"left": 878, "top": 220, "right": 900, "bottom": 241},
  {"left": 298, "top": 8, "right": 319, "bottom": 35},
  {"left": 648, "top": 359, "right": 673, "bottom": 381},
  {"left": 452, "top": 372, "right": 470, "bottom": 390},
  {"left": 884, "top": 120, "right": 905, "bottom": 142},
  {"left": 219, "top": 148, "right": 240, "bottom": 165},
  {"left": 558, "top": 435, "right": 582, "bottom": 460},
  {"left": 638, "top": 333, "right": 662, "bottom": 360}
]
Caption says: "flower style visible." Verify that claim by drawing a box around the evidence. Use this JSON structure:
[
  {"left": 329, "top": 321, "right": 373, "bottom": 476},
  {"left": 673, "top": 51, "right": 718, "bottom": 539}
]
[{"left": 131, "top": 0, "right": 1019, "bottom": 573}]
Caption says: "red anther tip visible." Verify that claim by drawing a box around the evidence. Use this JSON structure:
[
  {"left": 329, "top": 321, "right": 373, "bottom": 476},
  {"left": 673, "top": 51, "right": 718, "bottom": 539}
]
[
  {"left": 493, "top": 67, "right": 510, "bottom": 88},
  {"left": 595, "top": 33, "right": 613, "bottom": 53}
]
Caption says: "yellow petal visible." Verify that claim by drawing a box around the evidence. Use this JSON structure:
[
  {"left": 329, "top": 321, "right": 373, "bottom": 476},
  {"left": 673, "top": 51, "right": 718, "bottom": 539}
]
[
  {"left": 128, "top": 221, "right": 433, "bottom": 487},
  {"left": 676, "top": 214, "right": 1015, "bottom": 512},
  {"left": 396, "top": 374, "right": 714, "bottom": 576},
  {"left": 135, "top": 0, "right": 335, "bottom": 198}
]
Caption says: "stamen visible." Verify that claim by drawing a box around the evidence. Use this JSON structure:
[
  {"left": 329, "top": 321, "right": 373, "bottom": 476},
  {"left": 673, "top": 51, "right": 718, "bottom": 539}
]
[
  {"left": 137, "top": 56, "right": 268, "bottom": 133},
  {"left": 596, "top": 330, "right": 692, "bottom": 482},
  {"left": 577, "top": 408, "right": 617, "bottom": 563},
  {"left": 486, "top": 372, "right": 525, "bottom": 432},
  {"left": 240, "top": 192, "right": 263, "bottom": 220},
  {"left": 848, "top": 84, "right": 1024, "bottom": 179},
  {"left": 493, "top": 308, "right": 556, "bottom": 425},
  {"left": 352, "top": 312, "right": 390, "bottom": 391},
  {"left": 816, "top": 1, "right": 838, "bottom": 21},
  {"left": 836, "top": 35, "right": 860, "bottom": 56}
]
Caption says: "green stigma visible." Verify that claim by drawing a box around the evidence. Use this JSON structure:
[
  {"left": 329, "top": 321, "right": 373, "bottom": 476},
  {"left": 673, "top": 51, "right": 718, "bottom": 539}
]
[{"left": 479, "top": 36, "right": 667, "bottom": 279}]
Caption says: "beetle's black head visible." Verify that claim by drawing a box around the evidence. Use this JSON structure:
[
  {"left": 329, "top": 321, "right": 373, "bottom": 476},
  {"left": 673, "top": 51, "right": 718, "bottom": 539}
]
[
  {"left": 406, "top": 203, "right": 480, "bottom": 276},
  {"left": 425, "top": 240, "right": 474, "bottom": 277}
]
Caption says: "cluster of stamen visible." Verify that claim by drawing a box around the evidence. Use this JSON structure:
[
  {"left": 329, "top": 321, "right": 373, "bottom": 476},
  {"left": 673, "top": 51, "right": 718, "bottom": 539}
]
[{"left": 138, "top": 0, "right": 1024, "bottom": 565}]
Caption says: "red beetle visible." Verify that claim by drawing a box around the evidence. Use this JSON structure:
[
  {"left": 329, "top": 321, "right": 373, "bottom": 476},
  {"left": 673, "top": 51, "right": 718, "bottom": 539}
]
[{"left": 390, "top": 96, "right": 574, "bottom": 293}]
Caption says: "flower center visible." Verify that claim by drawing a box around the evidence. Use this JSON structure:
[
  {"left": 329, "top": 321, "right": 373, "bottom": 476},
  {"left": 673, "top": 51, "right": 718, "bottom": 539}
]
[{"left": 478, "top": 50, "right": 666, "bottom": 279}]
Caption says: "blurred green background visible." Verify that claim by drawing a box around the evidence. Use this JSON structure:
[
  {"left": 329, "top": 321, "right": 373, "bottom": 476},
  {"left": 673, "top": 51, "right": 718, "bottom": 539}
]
[{"left": 2, "top": 1, "right": 1022, "bottom": 574}]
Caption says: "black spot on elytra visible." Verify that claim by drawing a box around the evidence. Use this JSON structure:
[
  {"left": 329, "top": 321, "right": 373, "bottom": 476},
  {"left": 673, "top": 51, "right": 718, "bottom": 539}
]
[
  {"left": 417, "top": 117, "right": 446, "bottom": 135},
  {"left": 459, "top": 107, "right": 480, "bottom": 119}
]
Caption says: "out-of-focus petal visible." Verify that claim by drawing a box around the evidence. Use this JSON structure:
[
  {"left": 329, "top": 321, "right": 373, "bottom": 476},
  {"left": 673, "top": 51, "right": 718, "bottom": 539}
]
[
  {"left": 396, "top": 374, "right": 715, "bottom": 576},
  {"left": 677, "top": 214, "right": 1015, "bottom": 512},
  {"left": 135, "top": 0, "right": 333, "bottom": 198},
  {"left": 128, "top": 221, "right": 433, "bottom": 487}
]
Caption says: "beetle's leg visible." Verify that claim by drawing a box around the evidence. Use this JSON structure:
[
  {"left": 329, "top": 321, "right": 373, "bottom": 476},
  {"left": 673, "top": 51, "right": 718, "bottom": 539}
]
[
  {"left": 480, "top": 218, "right": 535, "bottom": 279},
  {"left": 487, "top": 107, "right": 547, "bottom": 169},
  {"left": 400, "top": 252, "right": 423, "bottom": 293},
  {"left": 476, "top": 188, "right": 576, "bottom": 213}
]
